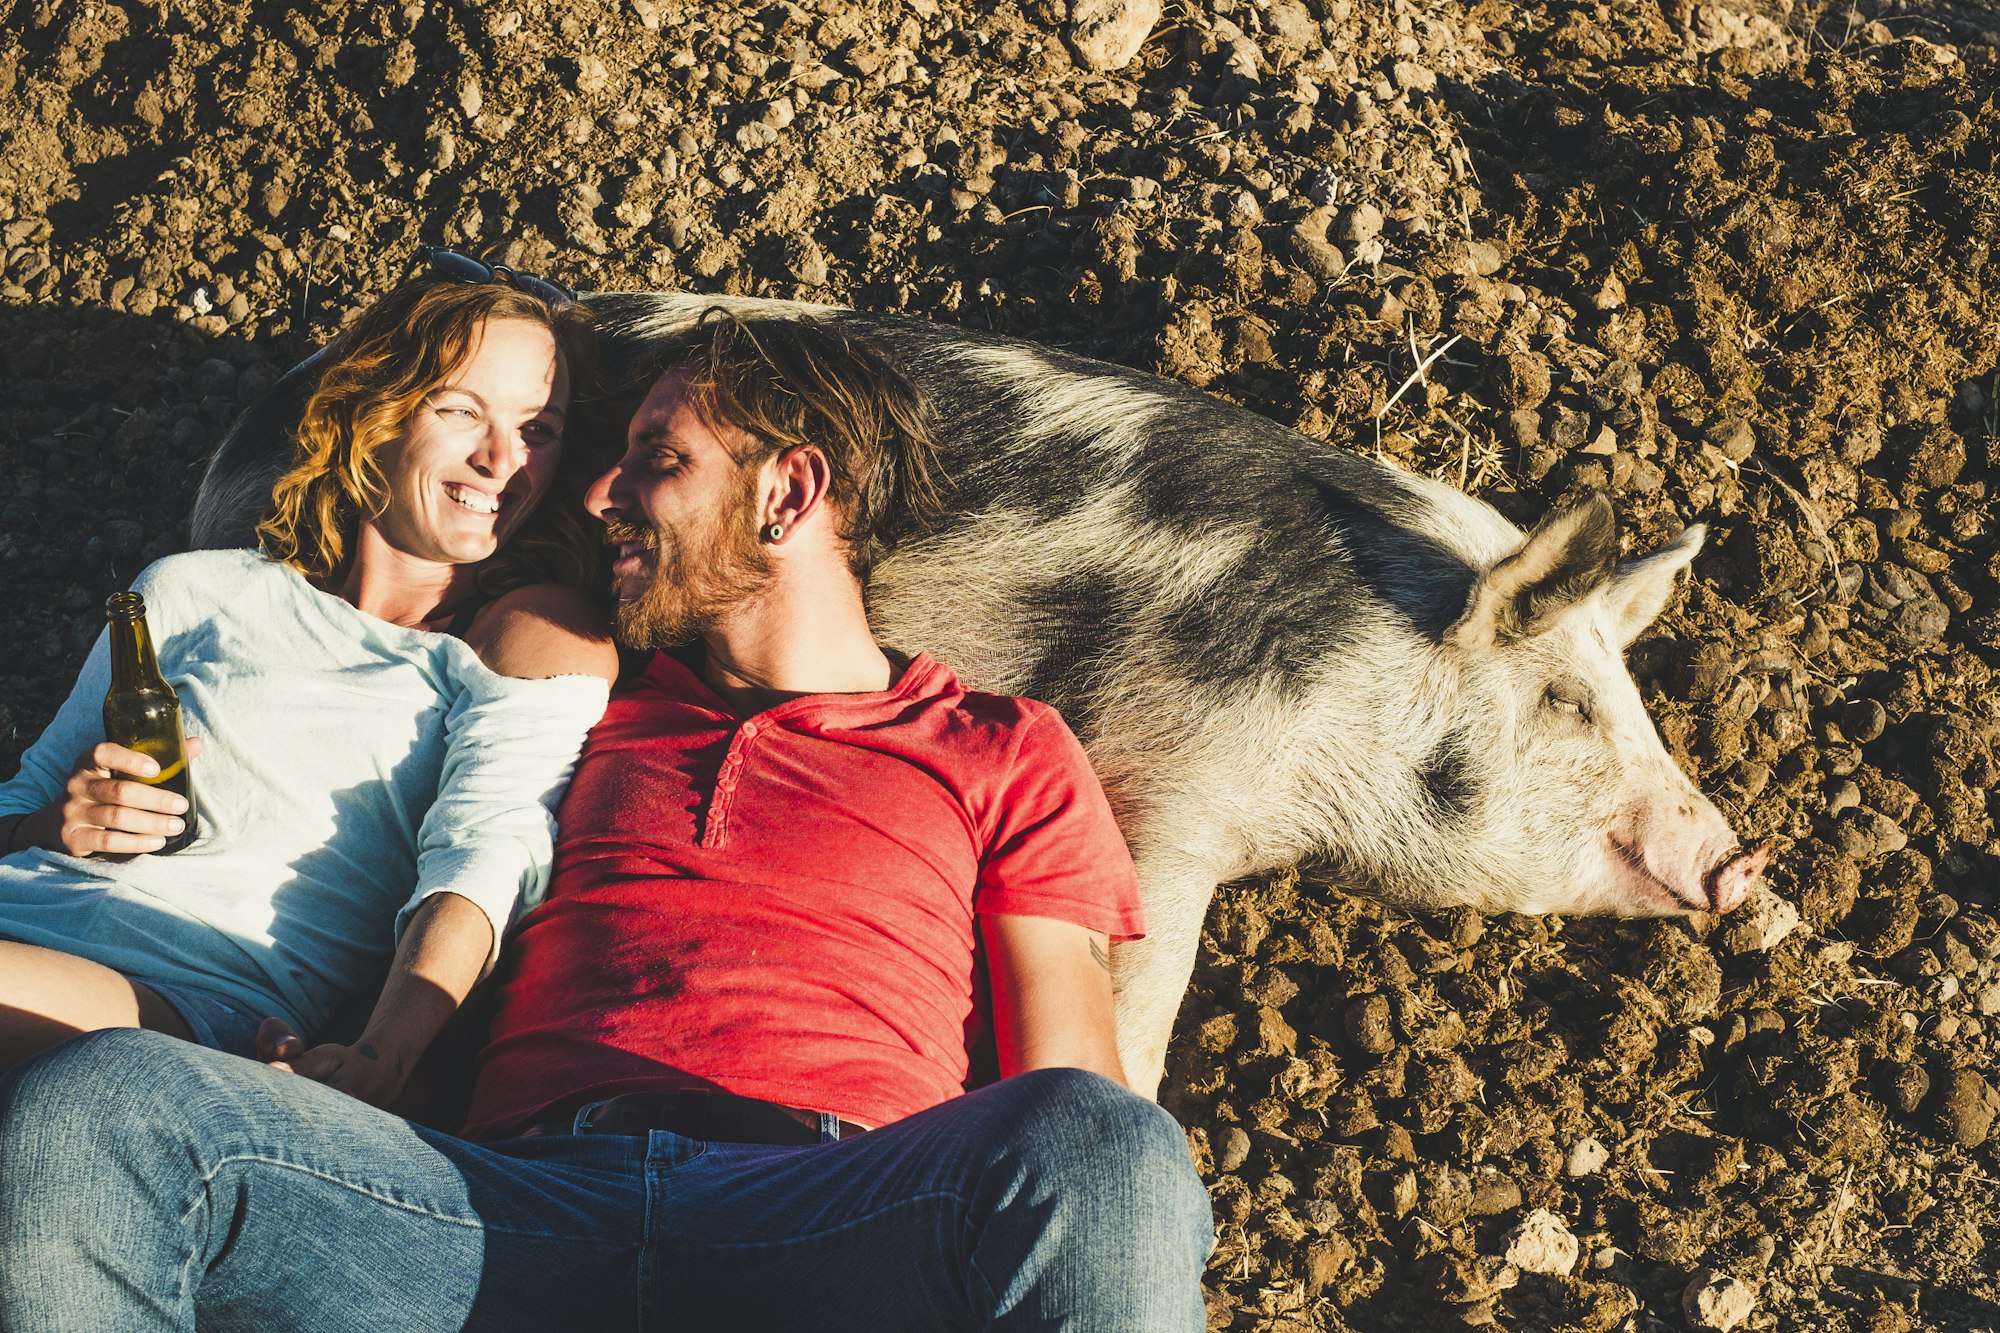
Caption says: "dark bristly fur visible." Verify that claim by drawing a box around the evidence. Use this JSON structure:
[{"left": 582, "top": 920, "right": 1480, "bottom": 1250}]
[{"left": 1418, "top": 738, "right": 1479, "bottom": 822}]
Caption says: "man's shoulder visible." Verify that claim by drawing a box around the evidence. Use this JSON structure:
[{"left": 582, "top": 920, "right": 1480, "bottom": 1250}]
[
  {"left": 901, "top": 660, "right": 1077, "bottom": 761},
  {"left": 948, "top": 689, "right": 1065, "bottom": 741}
]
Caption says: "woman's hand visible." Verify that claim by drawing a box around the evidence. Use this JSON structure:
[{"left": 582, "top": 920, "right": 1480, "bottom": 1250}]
[{"left": 40, "top": 737, "right": 205, "bottom": 857}]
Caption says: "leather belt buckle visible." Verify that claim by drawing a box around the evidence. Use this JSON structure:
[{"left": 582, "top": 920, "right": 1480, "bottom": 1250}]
[{"left": 528, "top": 1091, "right": 870, "bottom": 1146}]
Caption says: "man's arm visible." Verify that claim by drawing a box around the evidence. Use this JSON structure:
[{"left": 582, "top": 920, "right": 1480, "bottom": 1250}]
[
  {"left": 259, "top": 891, "right": 493, "bottom": 1107},
  {"left": 980, "top": 913, "right": 1127, "bottom": 1087}
]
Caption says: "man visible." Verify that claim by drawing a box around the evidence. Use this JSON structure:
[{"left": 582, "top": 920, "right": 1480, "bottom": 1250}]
[{"left": 0, "top": 313, "right": 1214, "bottom": 1331}]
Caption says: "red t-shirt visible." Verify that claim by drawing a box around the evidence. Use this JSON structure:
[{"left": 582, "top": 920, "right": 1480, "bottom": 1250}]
[{"left": 461, "top": 650, "right": 1145, "bottom": 1139}]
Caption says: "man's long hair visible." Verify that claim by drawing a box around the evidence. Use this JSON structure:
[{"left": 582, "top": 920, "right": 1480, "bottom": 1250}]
[
  {"left": 635, "top": 311, "right": 945, "bottom": 580},
  {"left": 256, "top": 278, "right": 602, "bottom": 598}
]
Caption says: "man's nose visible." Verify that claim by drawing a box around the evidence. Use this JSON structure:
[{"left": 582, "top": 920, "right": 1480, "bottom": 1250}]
[{"left": 583, "top": 459, "right": 623, "bottom": 520}]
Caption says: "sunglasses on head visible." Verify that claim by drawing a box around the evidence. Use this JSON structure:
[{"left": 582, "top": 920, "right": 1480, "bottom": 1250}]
[{"left": 418, "top": 245, "right": 578, "bottom": 306}]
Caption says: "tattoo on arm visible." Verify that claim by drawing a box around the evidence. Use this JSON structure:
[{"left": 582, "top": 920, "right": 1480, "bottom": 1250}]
[
  {"left": 1090, "top": 938, "right": 1111, "bottom": 973},
  {"left": 357, "top": 1042, "right": 407, "bottom": 1079}
]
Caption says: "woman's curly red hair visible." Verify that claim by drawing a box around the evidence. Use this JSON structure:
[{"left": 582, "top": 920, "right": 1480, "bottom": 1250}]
[{"left": 256, "top": 278, "right": 600, "bottom": 598}]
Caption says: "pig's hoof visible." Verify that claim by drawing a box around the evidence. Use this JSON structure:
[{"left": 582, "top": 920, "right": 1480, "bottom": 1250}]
[{"left": 1704, "top": 845, "right": 1768, "bottom": 914}]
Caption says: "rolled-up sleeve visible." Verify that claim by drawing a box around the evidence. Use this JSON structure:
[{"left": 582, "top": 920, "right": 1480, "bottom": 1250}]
[{"left": 397, "top": 671, "right": 610, "bottom": 961}]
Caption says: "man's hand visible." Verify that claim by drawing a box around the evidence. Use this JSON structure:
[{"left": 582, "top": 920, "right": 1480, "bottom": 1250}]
[
  {"left": 258, "top": 1017, "right": 409, "bottom": 1109},
  {"left": 41, "top": 737, "right": 205, "bottom": 857}
]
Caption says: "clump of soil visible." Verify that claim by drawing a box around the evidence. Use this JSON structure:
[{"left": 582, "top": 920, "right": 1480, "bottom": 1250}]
[{"left": 3, "top": 0, "right": 1998, "bottom": 1328}]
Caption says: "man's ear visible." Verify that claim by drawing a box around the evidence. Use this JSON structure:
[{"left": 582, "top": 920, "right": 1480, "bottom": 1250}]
[
  {"left": 1447, "top": 494, "right": 1619, "bottom": 652},
  {"left": 763, "top": 445, "right": 832, "bottom": 538}
]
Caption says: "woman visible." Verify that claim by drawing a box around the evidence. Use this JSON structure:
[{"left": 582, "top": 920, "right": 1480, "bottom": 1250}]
[{"left": 0, "top": 262, "right": 618, "bottom": 1107}]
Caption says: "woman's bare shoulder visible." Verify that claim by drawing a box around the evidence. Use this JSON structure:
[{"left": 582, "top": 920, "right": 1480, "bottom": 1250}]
[{"left": 464, "top": 584, "right": 619, "bottom": 684}]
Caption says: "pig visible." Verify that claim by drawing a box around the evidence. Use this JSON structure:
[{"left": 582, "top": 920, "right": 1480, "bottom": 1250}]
[{"left": 192, "top": 291, "right": 1766, "bottom": 1098}]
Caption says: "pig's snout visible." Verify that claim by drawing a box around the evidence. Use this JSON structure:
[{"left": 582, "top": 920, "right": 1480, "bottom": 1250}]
[{"left": 1704, "top": 845, "right": 1768, "bottom": 914}]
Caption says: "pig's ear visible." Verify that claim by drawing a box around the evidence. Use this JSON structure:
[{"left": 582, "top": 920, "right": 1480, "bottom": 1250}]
[
  {"left": 1448, "top": 494, "right": 1619, "bottom": 651},
  {"left": 1602, "top": 523, "right": 1705, "bottom": 646}
]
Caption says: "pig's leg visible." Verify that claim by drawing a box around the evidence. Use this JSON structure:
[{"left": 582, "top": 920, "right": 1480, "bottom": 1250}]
[{"left": 1113, "top": 857, "right": 1222, "bottom": 1101}]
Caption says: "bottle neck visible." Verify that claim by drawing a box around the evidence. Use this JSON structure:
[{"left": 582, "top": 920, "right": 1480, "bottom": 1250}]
[{"left": 107, "top": 615, "right": 167, "bottom": 692}]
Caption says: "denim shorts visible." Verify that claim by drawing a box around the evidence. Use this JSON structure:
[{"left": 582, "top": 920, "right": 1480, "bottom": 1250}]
[
  {"left": 0, "top": 933, "right": 266, "bottom": 1061},
  {"left": 133, "top": 977, "right": 265, "bottom": 1060}
]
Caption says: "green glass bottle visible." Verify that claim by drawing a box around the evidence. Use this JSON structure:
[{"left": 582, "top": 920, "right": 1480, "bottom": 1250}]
[{"left": 101, "top": 591, "right": 199, "bottom": 854}]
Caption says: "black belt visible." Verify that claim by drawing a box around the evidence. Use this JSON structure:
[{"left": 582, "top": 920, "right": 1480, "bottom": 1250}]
[{"left": 516, "top": 1090, "right": 870, "bottom": 1146}]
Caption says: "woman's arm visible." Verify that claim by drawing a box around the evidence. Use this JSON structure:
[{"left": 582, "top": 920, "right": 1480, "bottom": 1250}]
[
  {"left": 415, "top": 580, "right": 617, "bottom": 929},
  {"left": 262, "top": 584, "right": 617, "bottom": 1103},
  {"left": 3, "top": 740, "right": 200, "bottom": 857},
  {"left": 407, "top": 579, "right": 614, "bottom": 927},
  {"left": 259, "top": 890, "right": 493, "bottom": 1107},
  {"left": 2, "top": 627, "right": 116, "bottom": 847},
  {"left": 3, "top": 561, "right": 203, "bottom": 859}
]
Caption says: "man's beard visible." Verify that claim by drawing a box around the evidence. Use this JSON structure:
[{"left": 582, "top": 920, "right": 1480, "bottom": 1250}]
[{"left": 606, "top": 479, "right": 773, "bottom": 650}]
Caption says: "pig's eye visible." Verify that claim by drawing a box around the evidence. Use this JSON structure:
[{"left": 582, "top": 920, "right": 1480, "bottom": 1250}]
[{"left": 1544, "top": 683, "right": 1595, "bottom": 724}]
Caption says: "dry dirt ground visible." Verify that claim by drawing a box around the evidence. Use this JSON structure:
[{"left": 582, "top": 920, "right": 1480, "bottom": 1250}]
[{"left": 4, "top": 0, "right": 2000, "bottom": 1328}]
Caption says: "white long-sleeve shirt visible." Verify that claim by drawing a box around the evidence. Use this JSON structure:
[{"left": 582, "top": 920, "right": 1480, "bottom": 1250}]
[{"left": 0, "top": 548, "right": 610, "bottom": 1035}]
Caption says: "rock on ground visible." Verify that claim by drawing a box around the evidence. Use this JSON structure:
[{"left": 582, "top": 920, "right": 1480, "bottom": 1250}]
[
  {"left": 1683, "top": 1268, "right": 1757, "bottom": 1332},
  {"left": 1067, "top": 0, "right": 1160, "bottom": 71},
  {"left": 1717, "top": 885, "right": 1803, "bottom": 954},
  {"left": 1936, "top": 1068, "right": 2000, "bottom": 1148},
  {"left": 1500, "top": 1208, "right": 1579, "bottom": 1276}
]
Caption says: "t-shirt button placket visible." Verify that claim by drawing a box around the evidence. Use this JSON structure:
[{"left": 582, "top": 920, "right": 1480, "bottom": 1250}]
[
  {"left": 708, "top": 763, "right": 736, "bottom": 846},
  {"left": 708, "top": 723, "right": 759, "bottom": 846}
]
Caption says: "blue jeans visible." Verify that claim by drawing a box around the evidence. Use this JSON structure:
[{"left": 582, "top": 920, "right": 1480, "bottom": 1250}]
[{"left": 0, "top": 1030, "right": 1214, "bottom": 1331}]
